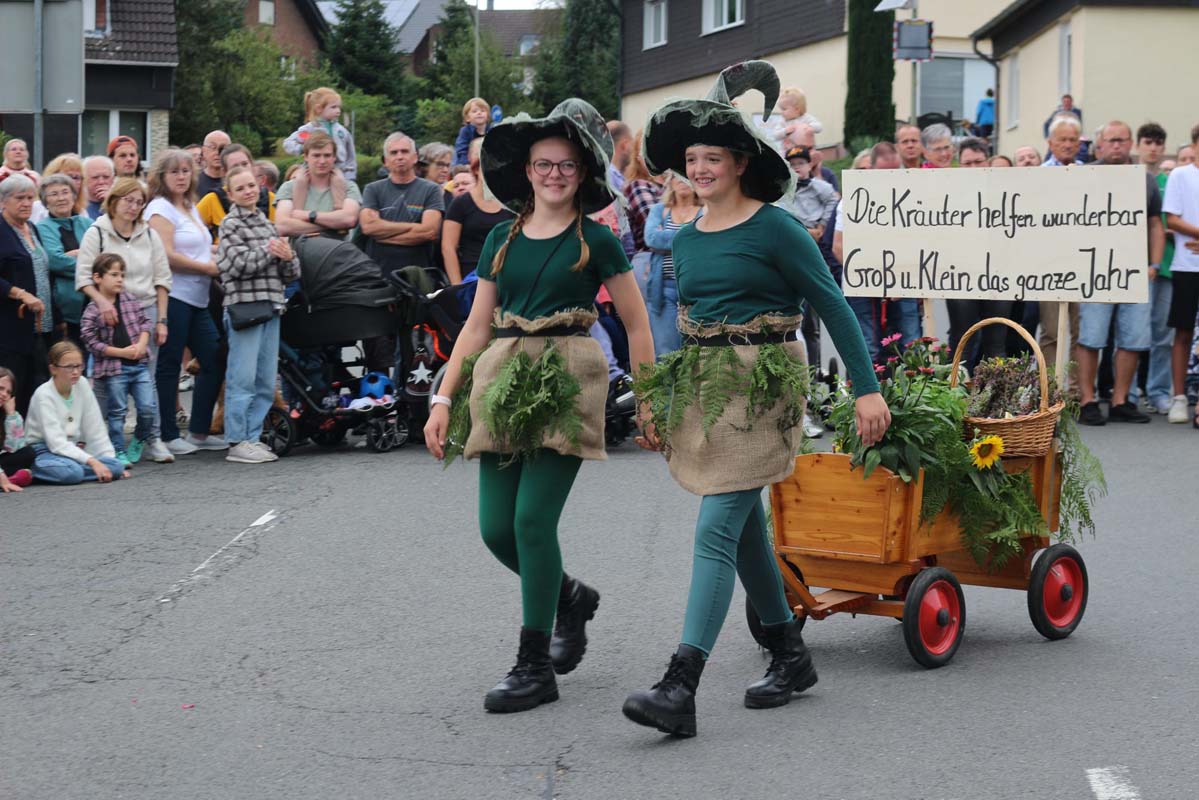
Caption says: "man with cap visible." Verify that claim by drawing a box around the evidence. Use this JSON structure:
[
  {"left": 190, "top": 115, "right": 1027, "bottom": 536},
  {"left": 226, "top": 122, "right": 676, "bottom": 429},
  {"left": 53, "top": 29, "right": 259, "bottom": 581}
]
[{"left": 783, "top": 145, "right": 837, "bottom": 239}]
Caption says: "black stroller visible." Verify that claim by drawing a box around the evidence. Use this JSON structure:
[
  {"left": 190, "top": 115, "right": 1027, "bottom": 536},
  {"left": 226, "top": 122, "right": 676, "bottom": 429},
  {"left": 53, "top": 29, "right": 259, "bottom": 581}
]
[{"left": 263, "top": 237, "right": 412, "bottom": 455}]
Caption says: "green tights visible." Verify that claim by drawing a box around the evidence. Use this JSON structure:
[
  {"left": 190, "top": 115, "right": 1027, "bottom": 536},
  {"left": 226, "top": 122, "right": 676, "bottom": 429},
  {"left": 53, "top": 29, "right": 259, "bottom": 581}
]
[
  {"left": 478, "top": 450, "right": 583, "bottom": 635},
  {"left": 681, "top": 488, "right": 794, "bottom": 656}
]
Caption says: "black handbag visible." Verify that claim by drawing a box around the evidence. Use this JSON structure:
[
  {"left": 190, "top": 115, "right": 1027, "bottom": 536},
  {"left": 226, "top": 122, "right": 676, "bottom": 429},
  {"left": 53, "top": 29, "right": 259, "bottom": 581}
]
[{"left": 226, "top": 300, "right": 277, "bottom": 331}]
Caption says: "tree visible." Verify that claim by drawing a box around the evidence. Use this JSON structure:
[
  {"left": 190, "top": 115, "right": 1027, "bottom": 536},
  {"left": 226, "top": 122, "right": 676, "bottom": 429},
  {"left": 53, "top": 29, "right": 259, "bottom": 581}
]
[
  {"left": 843, "top": 0, "right": 896, "bottom": 146},
  {"left": 423, "top": 0, "right": 532, "bottom": 127},
  {"left": 208, "top": 29, "right": 312, "bottom": 154},
  {"left": 532, "top": 0, "right": 620, "bottom": 121},
  {"left": 172, "top": 0, "right": 244, "bottom": 145},
  {"left": 325, "top": 0, "right": 407, "bottom": 101}
]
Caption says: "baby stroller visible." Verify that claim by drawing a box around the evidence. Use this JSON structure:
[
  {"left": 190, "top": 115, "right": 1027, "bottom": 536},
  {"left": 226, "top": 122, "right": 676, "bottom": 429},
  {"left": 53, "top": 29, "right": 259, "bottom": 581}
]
[{"left": 265, "top": 237, "right": 411, "bottom": 455}]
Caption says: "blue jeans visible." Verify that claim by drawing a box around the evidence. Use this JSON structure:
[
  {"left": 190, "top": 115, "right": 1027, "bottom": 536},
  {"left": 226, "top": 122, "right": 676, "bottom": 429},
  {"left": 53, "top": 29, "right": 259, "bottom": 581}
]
[
  {"left": 31, "top": 443, "right": 125, "bottom": 485},
  {"left": 97, "top": 364, "right": 159, "bottom": 452},
  {"left": 223, "top": 311, "right": 280, "bottom": 444},
  {"left": 847, "top": 297, "right": 922, "bottom": 362},
  {"left": 91, "top": 303, "right": 162, "bottom": 441},
  {"left": 1131, "top": 277, "right": 1174, "bottom": 406},
  {"left": 649, "top": 281, "right": 681, "bottom": 357},
  {"left": 156, "top": 297, "right": 223, "bottom": 442}
]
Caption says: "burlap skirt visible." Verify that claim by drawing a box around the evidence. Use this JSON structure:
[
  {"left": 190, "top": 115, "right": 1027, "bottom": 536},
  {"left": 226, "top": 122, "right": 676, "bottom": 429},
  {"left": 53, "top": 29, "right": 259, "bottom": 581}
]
[
  {"left": 463, "top": 309, "right": 609, "bottom": 461},
  {"left": 661, "top": 311, "right": 809, "bottom": 495}
]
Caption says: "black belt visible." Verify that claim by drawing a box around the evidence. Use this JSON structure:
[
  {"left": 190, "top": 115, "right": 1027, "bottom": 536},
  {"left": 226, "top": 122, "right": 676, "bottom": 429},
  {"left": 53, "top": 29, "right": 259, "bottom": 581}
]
[
  {"left": 684, "top": 330, "right": 797, "bottom": 347},
  {"left": 494, "top": 325, "right": 590, "bottom": 339}
]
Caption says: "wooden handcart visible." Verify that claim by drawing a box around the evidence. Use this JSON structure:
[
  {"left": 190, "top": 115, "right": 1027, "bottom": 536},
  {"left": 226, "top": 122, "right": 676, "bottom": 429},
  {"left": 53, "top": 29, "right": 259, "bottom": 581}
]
[{"left": 747, "top": 447, "right": 1089, "bottom": 669}]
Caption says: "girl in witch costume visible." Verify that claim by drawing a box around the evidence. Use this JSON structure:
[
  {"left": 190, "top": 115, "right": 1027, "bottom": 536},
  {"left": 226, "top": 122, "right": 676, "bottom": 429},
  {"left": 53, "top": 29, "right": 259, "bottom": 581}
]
[
  {"left": 622, "top": 62, "right": 891, "bottom": 738},
  {"left": 424, "top": 99, "right": 655, "bottom": 714}
]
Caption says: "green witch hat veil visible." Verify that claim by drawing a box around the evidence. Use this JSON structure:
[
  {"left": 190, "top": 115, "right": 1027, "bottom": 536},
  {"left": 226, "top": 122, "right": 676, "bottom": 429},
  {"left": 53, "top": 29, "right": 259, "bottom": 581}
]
[{"left": 642, "top": 60, "right": 795, "bottom": 203}]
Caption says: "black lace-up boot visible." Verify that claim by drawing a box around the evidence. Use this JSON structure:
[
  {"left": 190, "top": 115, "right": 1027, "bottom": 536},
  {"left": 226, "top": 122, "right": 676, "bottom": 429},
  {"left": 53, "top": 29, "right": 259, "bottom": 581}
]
[
  {"left": 484, "top": 628, "right": 559, "bottom": 713},
  {"left": 744, "top": 617, "right": 817, "bottom": 709},
  {"left": 550, "top": 575, "right": 600, "bottom": 674},
  {"left": 622, "top": 645, "right": 706, "bottom": 737}
]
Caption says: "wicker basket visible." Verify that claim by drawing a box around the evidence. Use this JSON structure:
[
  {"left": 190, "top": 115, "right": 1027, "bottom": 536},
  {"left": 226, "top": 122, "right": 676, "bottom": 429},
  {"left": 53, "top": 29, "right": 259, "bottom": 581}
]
[{"left": 949, "top": 317, "right": 1064, "bottom": 457}]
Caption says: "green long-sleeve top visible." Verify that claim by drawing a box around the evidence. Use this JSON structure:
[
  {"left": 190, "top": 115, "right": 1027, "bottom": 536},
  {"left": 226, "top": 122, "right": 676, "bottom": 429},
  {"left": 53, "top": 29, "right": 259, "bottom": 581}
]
[{"left": 672, "top": 203, "right": 880, "bottom": 397}]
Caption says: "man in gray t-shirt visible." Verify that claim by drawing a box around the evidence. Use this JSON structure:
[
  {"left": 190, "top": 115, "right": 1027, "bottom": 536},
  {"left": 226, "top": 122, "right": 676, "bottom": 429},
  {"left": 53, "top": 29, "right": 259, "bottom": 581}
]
[{"left": 360, "top": 133, "right": 444, "bottom": 275}]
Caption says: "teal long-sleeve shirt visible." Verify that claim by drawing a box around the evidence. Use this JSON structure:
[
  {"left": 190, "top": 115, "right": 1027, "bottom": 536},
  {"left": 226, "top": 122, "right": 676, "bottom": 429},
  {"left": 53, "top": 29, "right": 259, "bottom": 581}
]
[
  {"left": 672, "top": 203, "right": 880, "bottom": 397},
  {"left": 35, "top": 214, "right": 92, "bottom": 326}
]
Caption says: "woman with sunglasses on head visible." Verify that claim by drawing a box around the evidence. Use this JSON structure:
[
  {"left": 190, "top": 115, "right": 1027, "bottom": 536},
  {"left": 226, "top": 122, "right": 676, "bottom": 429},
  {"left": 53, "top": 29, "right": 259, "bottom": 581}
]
[
  {"left": 621, "top": 62, "right": 890, "bottom": 738},
  {"left": 424, "top": 100, "right": 654, "bottom": 715}
]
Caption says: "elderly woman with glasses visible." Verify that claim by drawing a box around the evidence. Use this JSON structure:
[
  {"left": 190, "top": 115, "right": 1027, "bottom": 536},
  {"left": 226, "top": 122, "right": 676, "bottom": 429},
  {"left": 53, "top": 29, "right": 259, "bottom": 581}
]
[
  {"left": 1, "top": 174, "right": 54, "bottom": 414},
  {"left": 25, "top": 339, "right": 128, "bottom": 484},
  {"left": 36, "top": 174, "right": 93, "bottom": 343}
]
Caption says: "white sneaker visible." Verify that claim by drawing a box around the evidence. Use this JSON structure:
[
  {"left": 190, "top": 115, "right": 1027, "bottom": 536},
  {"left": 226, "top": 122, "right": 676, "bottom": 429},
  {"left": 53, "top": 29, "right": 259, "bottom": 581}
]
[
  {"left": 145, "top": 439, "right": 175, "bottom": 463},
  {"left": 1167, "top": 394, "right": 1189, "bottom": 423},
  {"left": 252, "top": 441, "right": 279, "bottom": 461},
  {"left": 178, "top": 374, "right": 194, "bottom": 392},
  {"left": 184, "top": 433, "right": 229, "bottom": 451},
  {"left": 226, "top": 441, "right": 273, "bottom": 464},
  {"left": 802, "top": 414, "right": 824, "bottom": 439},
  {"left": 165, "top": 437, "right": 199, "bottom": 455}
]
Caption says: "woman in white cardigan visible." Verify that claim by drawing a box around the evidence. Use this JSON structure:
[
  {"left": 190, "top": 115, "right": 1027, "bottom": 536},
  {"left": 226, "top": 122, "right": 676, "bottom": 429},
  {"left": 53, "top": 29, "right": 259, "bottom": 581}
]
[{"left": 26, "top": 340, "right": 128, "bottom": 484}]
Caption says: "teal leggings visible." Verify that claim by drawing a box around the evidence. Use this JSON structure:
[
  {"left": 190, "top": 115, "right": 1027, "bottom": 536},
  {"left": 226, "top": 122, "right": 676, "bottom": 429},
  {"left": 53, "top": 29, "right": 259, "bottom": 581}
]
[
  {"left": 478, "top": 451, "right": 582, "bottom": 635},
  {"left": 681, "top": 488, "right": 794, "bottom": 656}
]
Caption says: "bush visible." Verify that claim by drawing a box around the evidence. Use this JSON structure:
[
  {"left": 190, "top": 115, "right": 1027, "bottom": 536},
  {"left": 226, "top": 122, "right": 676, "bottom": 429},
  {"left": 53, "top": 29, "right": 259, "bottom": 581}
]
[{"left": 415, "top": 98, "right": 462, "bottom": 147}]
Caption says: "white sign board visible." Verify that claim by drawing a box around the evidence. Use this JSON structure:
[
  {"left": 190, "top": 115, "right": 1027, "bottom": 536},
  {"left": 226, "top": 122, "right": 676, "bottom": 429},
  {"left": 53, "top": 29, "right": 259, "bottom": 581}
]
[{"left": 841, "top": 165, "right": 1150, "bottom": 304}]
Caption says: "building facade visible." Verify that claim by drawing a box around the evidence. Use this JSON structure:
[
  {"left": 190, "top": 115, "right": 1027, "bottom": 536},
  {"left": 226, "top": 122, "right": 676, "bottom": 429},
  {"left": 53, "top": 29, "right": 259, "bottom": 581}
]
[
  {"left": 973, "top": 0, "right": 1199, "bottom": 156},
  {"left": 620, "top": 0, "right": 1006, "bottom": 149},
  {"left": 246, "top": 0, "right": 327, "bottom": 64}
]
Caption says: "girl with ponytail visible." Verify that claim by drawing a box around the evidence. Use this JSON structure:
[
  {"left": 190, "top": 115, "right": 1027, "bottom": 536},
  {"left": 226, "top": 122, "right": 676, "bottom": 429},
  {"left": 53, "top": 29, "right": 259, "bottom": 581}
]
[
  {"left": 282, "top": 87, "right": 358, "bottom": 181},
  {"left": 424, "top": 100, "right": 654, "bottom": 715}
]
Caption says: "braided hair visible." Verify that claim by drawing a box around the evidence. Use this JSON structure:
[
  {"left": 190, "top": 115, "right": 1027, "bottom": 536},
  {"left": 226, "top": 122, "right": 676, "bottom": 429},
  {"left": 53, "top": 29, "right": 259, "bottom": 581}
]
[
  {"left": 569, "top": 196, "right": 589, "bottom": 273},
  {"left": 490, "top": 196, "right": 534, "bottom": 276}
]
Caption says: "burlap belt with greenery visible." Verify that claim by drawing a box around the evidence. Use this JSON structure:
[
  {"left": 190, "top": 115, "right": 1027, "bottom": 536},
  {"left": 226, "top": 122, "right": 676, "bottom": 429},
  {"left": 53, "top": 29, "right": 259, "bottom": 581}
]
[
  {"left": 445, "top": 308, "right": 608, "bottom": 465},
  {"left": 635, "top": 310, "right": 812, "bottom": 495}
]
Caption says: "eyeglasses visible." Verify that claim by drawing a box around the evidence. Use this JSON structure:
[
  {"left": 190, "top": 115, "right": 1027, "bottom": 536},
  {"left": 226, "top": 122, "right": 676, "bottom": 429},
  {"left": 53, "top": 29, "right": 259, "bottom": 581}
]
[
  {"left": 1105, "top": 137, "right": 1131, "bottom": 145},
  {"left": 54, "top": 363, "right": 84, "bottom": 372},
  {"left": 531, "top": 159, "right": 580, "bottom": 177},
  {"left": 118, "top": 195, "right": 145, "bottom": 207},
  {"left": 433, "top": 160, "right": 452, "bottom": 169}
]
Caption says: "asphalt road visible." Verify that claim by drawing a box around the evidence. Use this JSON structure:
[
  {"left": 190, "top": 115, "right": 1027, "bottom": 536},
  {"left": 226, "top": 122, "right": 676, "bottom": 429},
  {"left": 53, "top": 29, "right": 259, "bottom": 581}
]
[{"left": 2, "top": 415, "right": 1196, "bottom": 799}]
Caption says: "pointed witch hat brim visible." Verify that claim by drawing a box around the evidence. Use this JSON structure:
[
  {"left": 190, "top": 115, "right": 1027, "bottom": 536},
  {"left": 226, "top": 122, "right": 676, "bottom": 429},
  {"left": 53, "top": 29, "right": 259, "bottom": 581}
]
[
  {"left": 642, "top": 60, "right": 795, "bottom": 204},
  {"left": 481, "top": 98, "right": 619, "bottom": 216}
]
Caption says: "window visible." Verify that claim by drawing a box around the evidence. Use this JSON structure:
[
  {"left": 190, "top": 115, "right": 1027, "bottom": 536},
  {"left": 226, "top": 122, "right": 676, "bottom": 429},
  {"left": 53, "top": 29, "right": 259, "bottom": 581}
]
[
  {"left": 643, "top": 1, "right": 667, "bottom": 49},
  {"left": 702, "top": 0, "right": 743, "bottom": 35},
  {"left": 518, "top": 35, "right": 540, "bottom": 57},
  {"left": 80, "top": 110, "right": 149, "bottom": 162},
  {"left": 259, "top": 0, "right": 275, "bottom": 26},
  {"left": 83, "top": 0, "right": 107, "bottom": 35},
  {"left": 1058, "top": 22, "right": 1071, "bottom": 96},
  {"left": 916, "top": 56, "right": 993, "bottom": 120},
  {"left": 1006, "top": 53, "right": 1020, "bottom": 129}
]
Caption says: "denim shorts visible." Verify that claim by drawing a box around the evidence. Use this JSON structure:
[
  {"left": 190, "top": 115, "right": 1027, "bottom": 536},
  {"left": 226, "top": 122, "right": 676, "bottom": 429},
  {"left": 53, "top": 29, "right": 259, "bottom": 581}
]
[{"left": 1078, "top": 301, "right": 1151, "bottom": 351}]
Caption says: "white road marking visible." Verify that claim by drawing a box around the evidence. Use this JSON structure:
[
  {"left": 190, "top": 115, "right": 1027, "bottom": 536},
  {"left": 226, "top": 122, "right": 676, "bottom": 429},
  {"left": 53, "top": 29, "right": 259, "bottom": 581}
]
[
  {"left": 158, "top": 510, "right": 279, "bottom": 603},
  {"left": 1086, "top": 766, "right": 1141, "bottom": 800}
]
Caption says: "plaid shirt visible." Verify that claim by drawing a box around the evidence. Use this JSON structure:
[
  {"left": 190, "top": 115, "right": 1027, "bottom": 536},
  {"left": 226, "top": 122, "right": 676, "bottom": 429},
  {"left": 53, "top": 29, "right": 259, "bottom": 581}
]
[
  {"left": 79, "top": 291, "right": 151, "bottom": 378},
  {"left": 622, "top": 179, "right": 662, "bottom": 252},
  {"left": 216, "top": 203, "right": 301, "bottom": 307}
]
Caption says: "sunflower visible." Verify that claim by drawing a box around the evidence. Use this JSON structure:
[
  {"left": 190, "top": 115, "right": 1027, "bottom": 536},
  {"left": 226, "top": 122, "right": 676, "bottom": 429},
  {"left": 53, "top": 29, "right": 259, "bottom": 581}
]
[{"left": 970, "top": 435, "right": 1005, "bottom": 470}]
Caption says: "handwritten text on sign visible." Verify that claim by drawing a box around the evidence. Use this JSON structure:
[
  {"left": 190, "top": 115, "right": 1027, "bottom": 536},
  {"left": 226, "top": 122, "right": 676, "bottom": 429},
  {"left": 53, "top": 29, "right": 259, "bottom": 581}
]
[{"left": 841, "top": 165, "right": 1149, "bottom": 303}]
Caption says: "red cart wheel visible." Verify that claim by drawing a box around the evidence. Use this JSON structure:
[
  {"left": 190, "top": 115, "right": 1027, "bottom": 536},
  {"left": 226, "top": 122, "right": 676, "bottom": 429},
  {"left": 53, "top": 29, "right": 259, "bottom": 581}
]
[
  {"left": 1028, "top": 544, "right": 1088, "bottom": 640},
  {"left": 902, "top": 567, "right": 965, "bottom": 668}
]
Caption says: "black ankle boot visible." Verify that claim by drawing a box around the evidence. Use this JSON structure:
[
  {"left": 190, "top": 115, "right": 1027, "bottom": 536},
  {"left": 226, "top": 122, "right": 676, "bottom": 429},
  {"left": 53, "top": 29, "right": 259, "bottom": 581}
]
[
  {"left": 484, "top": 628, "right": 559, "bottom": 713},
  {"left": 551, "top": 575, "right": 601, "bottom": 675},
  {"left": 744, "top": 617, "right": 817, "bottom": 709},
  {"left": 622, "top": 645, "right": 706, "bottom": 737}
]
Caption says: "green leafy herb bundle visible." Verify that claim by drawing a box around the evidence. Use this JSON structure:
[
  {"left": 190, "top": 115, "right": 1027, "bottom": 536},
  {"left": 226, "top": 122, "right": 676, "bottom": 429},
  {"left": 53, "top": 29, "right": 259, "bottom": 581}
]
[
  {"left": 966, "top": 353, "right": 1064, "bottom": 419},
  {"left": 442, "top": 351, "right": 480, "bottom": 467},
  {"left": 479, "top": 343, "right": 583, "bottom": 465},
  {"left": 633, "top": 342, "right": 809, "bottom": 447}
]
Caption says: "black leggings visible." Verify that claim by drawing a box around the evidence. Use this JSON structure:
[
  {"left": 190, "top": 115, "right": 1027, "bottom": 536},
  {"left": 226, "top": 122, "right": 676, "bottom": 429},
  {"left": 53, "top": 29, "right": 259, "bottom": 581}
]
[{"left": 1, "top": 445, "right": 36, "bottom": 476}]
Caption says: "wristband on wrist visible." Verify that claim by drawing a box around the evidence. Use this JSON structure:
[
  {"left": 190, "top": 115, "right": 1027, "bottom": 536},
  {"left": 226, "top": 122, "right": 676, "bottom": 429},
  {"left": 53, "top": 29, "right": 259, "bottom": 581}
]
[{"left": 430, "top": 394, "right": 452, "bottom": 409}]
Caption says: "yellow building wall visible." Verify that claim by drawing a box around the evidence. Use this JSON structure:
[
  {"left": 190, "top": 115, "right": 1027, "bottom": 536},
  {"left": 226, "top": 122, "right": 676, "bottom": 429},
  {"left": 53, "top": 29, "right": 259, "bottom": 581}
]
[
  {"left": 620, "top": 36, "right": 850, "bottom": 149},
  {"left": 995, "top": 18, "right": 1061, "bottom": 156},
  {"left": 994, "top": 6, "right": 1199, "bottom": 157},
  {"left": 1075, "top": 6, "right": 1199, "bottom": 150}
]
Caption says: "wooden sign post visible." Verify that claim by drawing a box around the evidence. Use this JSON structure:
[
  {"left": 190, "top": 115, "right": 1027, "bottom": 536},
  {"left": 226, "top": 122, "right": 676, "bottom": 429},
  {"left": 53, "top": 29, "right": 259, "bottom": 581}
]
[{"left": 841, "top": 165, "right": 1150, "bottom": 388}]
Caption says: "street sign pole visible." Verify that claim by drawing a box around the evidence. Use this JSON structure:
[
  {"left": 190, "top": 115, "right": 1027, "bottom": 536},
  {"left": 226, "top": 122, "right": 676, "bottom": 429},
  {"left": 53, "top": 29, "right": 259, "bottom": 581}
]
[{"left": 33, "top": 0, "right": 44, "bottom": 168}]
